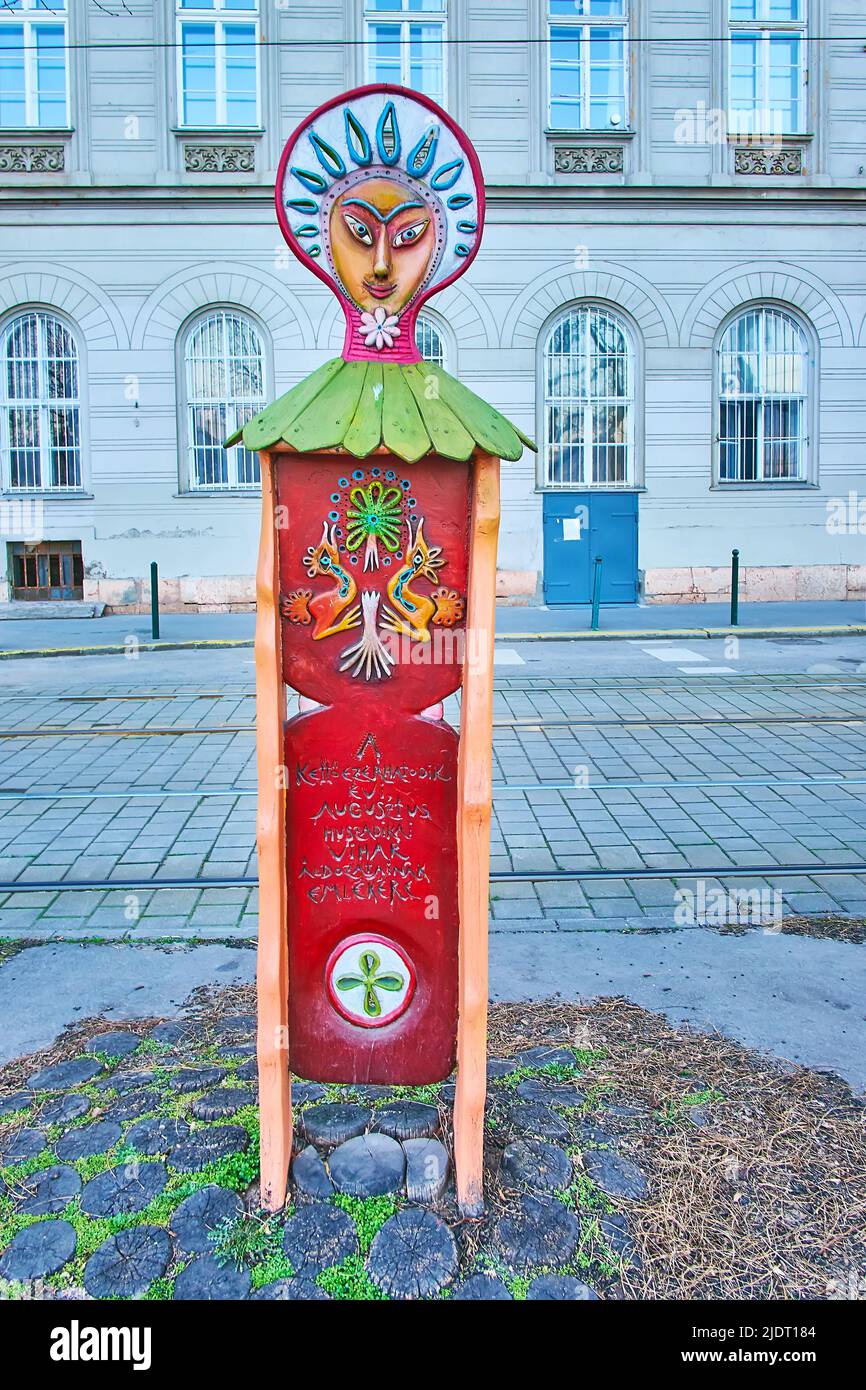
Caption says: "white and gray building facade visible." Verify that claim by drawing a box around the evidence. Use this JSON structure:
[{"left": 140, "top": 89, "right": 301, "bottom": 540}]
[{"left": 0, "top": 0, "right": 864, "bottom": 610}]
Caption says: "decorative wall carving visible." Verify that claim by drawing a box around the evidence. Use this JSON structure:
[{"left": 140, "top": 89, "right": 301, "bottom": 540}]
[
  {"left": 0, "top": 145, "right": 65, "bottom": 173},
  {"left": 183, "top": 144, "right": 255, "bottom": 173},
  {"left": 734, "top": 146, "right": 804, "bottom": 176},
  {"left": 554, "top": 145, "right": 624, "bottom": 174}
]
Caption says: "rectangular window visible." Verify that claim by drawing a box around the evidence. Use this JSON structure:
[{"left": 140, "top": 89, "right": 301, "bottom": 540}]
[
  {"left": 177, "top": 2, "right": 259, "bottom": 128},
  {"left": 365, "top": 1, "right": 446, "bottom": 106},
  {"left": 8, "top": 541, "right": 83, "bottom": 602},
  {"left": 0, "top": 1, "right": 68, "bottom": 130},
  {"left": 548, "top": 0, "right": 628, "bottom": 131},
  {"left": 728, "top": 0, "right": 805, "bottom": 136}
]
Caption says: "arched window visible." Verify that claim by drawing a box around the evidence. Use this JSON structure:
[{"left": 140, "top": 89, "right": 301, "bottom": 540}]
[
  {"left": 543, "top": 304, "right": 632, "bottom": 487},
  {"left": 415, "top": 314, "right": 446, "bottom": 369},
  {"left": 1, "top": 310, "right": 81, "bottom": 491},
  {"left": 717, "top": 306, "right": 808, "bottom": 482},
  {"left": 184, "top": 309, "right": 266, "bottom": 490}
]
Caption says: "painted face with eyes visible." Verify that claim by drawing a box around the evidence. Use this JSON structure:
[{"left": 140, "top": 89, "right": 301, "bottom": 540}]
[{"left": 329, "top": 177, "right": 437, "bottom": 316}]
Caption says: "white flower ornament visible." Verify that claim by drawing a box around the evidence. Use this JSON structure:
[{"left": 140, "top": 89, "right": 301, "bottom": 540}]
[{"left": 359, "top": 307, "right": 401, "bottom": 351}]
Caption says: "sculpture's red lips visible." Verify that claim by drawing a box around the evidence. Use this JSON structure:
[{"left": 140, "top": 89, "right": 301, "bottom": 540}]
[{"left": 364, "top": 281, "right": 397, "bottom": 299}]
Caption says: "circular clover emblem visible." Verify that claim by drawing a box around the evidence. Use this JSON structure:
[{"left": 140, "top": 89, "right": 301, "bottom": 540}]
[{"left": 326, "top": 935, "right": 416, "bottom": 1028}]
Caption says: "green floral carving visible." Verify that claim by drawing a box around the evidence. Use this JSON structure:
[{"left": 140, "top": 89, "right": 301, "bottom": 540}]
[
  {"left": 345, "top": 481, "right": 404, "bottom": 571},
  {"left": 335, "top": 949, "right": 405, "bottom": 1019}
]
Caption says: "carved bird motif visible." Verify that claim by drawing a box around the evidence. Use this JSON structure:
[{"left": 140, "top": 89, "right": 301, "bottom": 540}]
[
  {"left": 381, "top": 517, "right": 463, "bottom": 642},
  {"left": 280, "top": 520, "right": 360, "bottom": 641}
]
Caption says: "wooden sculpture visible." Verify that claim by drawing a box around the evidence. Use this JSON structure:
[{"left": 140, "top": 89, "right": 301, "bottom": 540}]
[{"left": 227, "top": 84, "right": 535, "bottom": 1216}]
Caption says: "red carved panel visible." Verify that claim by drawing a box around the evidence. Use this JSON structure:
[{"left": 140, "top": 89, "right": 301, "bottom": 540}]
[{"left": 275, "top": 454, "right": 470, "bottom": 1083}]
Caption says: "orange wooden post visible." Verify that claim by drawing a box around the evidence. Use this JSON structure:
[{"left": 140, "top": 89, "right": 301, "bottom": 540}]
[
  {"left": 454, "top": 451, "right": 500, "bottom": 1216},
  {"left": 255, "top": 450, "right": 292, "bottom": 1211}
]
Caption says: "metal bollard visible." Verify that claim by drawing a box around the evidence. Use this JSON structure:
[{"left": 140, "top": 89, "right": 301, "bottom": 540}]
[
  {"left": 590, "top": 555, "right": 603, "bottom": 631},
  {"left": 730, "top": 548, "right": 739, "bottom": 627},
  {"left": 150, "top": 561, "right": 160, "bottom": 641}
]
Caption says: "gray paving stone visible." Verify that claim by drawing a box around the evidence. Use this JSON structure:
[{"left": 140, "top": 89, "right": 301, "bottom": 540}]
[
  {"left": 367, "top": 1208, "right": 457, "bottom": 1299},
  {"left": 0, "top": 1219, "right": 76, "bottom": 1281},
  {"left": 282, "top": 1203, "right": 358, "bottom": 1278},
  {"left": 328, "top": 1133, "right": 405, "bottom": 1197},
  {"left": 170, "top": 1184, "right": 244, "bottom": 1255},
  {"left": 173, "top": 1254, "right": 251, "bottom": 1300}
]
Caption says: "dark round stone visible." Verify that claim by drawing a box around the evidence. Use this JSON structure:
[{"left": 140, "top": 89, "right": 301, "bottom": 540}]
[
  {"left": 574, "top": 1122, "right": 616, "bottom": 1149},
  {"left": 514, "top": 1046, "right": 577, "bottom": 1071},
  {"left": 582, "top": 1151, "right": 648, "bottom": 1201},
  {"left": 327, "top": 1133, "right": 405, "bottom": 1198},
  {"left": 212, "top": 1014, "right": 256, "bottom": 1037},
  {"left": 299, "top": 1103, "right": 370, "bottom": 1147},
  {"left": 190, "top": 1088, "right": 252, "bottom": 1121},
  {"left": 170, "top": 1184, "right": 244, "bottom": 1255},
  {"left": 149, "top": 1020, "right": 190, "bottom": 1046},
  {"left": 509, "top": 1102, "right": 571, "bottom": 1144},
  {"left": 404, "top": 1137, "right": 449, "bottom": 1203},
  {"left": 86, "top": 1030, "right": 142, "bottom": 1060},
  {"left": 291, "top": 1081, "right": 326, "bottom": 1106},
  {"left": 105, "top": 1089, "right": 162, "bottom": 1123},
  {"left": 235, "top": 1059, "right": 258, "bottom": 1083},
  {"left": 80, "top": 1161, "right": 167, "bottom": 1217},
  {"left": 168, "top": 1124, "right": 248, "bottom": 1173},
  {"left": 40, "top": 1093, "right": 91, "bottom": 1125},
  {"left": 367, "top": 1208, "right": 458, "bottom": 1299},
  {"left": 1, "top": 1127, "right": 47, "bottom": 1164},
  {"left": 126, "top": 1115, "right": 190, "bottom": 1156},
  {"left": 96, "top": 1069, "right": 156, "bottom": 1095},
  {"left": 527, "top": 1274, "right": 599, "bottom": 1300},
  {"left": 28, "top": 1057, "right": 103, "bottom": 1091},
  {"left": 282, "top": 1204, "right": 358, "bottom": 1279},
  {"left": 19, "top": 1165, "right": 81, "bottom": 1216},
  {"left": 372, "top": 1101, "right": 439, "bottom": 1141},
  {"left": 220, "top": 1043, "right": 256, "bottom": 1060},
  {"left": 169, "top": 1066, "right": 227, "bottom": 1094},
  {"left": 515, "top": 1079, "right": 585, "bottom": 1107},
  {"left": 84, "top": 1225, "right": 171, "bottom": 1298},
  {"left": 0, "top": 1219, "right": 76, "bottom": 1281},
  {"left": 495, "top": 1194, "right": 582, "bottom": 1273},
  {"left": 487, "top": 1059, "right": 517, "bottom": 1079},
  {"left": 502, "top": 1138, "right": 572, "bottom": 1193},
  {"left": 453, "top": 1274, "right": 513, "bottom": 1300},
  {"left": 0, "top": 1091, "right": 32, "bottom": 1118},
  {"left": 292, "top": 1145, "right": 333, "bottom": 1200},
  {"left": 173, "top": 1254, "right": 251, "bottom": 1300},
  {"left": 251, "top": 1278, "right": 331, "bottom": 1300},
  {"left": 55, "top": 1119, "right": 121, "bottom": 1162}
]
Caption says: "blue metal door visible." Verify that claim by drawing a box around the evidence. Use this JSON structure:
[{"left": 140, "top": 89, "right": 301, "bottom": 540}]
[{"left": 542, "top": 492, "right": 638, "bottom": 605}]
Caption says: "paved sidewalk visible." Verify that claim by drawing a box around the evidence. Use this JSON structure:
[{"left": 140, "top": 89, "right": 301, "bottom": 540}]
[
  {"left": 2, "top": 933, "right": 864, "bottom": 1092},
  {"left": 1, "top": 598, "right": 865, "bottom": 656}
]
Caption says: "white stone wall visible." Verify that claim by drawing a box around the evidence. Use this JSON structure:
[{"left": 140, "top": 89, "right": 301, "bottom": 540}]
[{"left": 0, "top": 1, "right": 864, "bottom": 607}]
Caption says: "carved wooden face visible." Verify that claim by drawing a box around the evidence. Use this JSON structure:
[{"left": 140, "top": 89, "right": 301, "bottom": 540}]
[{"left": 329, "top": 177, "right": 437, "bottom": 316}]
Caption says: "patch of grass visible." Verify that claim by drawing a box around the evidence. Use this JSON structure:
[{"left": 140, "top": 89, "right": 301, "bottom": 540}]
[
  {"left": 250, "top": 1250, "right": 295, "bottom": 1289},
  {"left": 143, "top": 1275, "right": 175, "bottom": 1300},
  {"left": 333, "top": 1194, "right": 396, "bottom": 1254},
  {"left": 495, "top": 1050, "right": 607, "bottom": 1091},
  {"left": 209, "top": 1211, "right": 283, "bottom": 1271},
  {"left": 316, "top": 1254, "right": 387, "bottom": 1300},
  {"left": 388, "top": 1084, "right": 441, "bottom": 1105},
  {"left": 558, "top": 1173, "right": 615, "bottom": 1215},
  {"left": 654, "top": 1088, "right": 724, "bottom": 1127}
]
